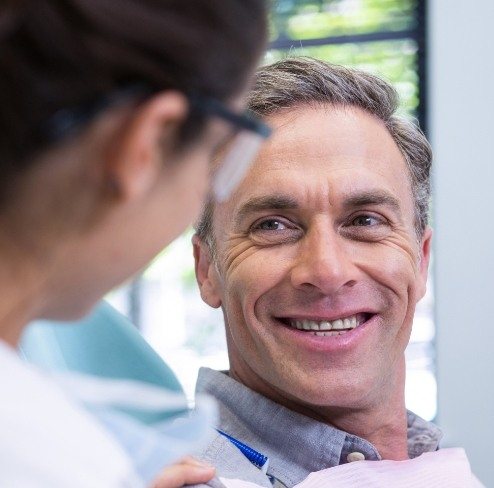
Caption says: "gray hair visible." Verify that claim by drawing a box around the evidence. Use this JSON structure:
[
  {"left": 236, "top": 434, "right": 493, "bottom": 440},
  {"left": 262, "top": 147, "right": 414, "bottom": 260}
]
[{"left": 196, "top": 56, "right": 432, "bottom": 248}]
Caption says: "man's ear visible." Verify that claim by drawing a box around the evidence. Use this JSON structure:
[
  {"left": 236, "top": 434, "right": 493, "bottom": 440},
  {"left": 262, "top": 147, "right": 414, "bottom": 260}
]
[
  {"left": 104, "top": 91, "right": 188, "bottom": 201},
  {"left": 417, "top": 226, "right": 433, "bottom": 299},
  {"left": 192, "top": 234, "right": 222, "bottom": 309}
]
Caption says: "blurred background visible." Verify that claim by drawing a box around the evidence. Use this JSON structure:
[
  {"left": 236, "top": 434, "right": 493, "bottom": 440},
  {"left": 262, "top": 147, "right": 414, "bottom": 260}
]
[{"left": 107, "top": 1, "right": 494, "bottom": 484}]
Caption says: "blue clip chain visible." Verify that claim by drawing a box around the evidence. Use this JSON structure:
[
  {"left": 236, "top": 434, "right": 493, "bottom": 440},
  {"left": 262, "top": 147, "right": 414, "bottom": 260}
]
[{"left": 216, "top": 429, "right": 269, "bottom": 471}]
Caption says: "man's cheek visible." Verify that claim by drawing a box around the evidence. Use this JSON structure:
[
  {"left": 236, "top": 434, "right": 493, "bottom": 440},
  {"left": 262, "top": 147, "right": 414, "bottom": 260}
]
[
  {"left": 363, "top": 248, "right": 418, "bottom": 291},
  {"left": 229, "top": 252, "right": 284, "bottom": 293},
  {"left": 378, "top": 236, "right": 422, "bottom": 277},
  {"left": 222, "top": 241, "right": 267, "bottom": 280}
]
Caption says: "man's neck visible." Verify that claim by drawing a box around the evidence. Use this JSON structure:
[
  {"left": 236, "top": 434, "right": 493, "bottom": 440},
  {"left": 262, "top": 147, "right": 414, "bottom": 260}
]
[
  {"left": 316, "top": 399, "right": 409, "bottom": 460},
  {"left": 230, "top": 358, "right": 409, "bottom": 461}
]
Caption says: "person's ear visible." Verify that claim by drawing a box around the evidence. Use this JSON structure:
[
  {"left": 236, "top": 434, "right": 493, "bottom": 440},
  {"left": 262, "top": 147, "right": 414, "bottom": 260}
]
[
  {"left": 104, "top": 91, "right": 188, "bottom": 201},
  {"left": 417, "top": 226, "right": 432, "bottom": 299},
  {"left": 192, "top": 234, "right": 222, "bottom": 309}
]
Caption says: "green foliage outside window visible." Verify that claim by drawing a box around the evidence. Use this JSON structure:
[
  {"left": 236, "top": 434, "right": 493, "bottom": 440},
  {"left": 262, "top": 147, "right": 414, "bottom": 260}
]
[
  {"left": 271, "top": 0, "right": 418, "bottom": 40},
  {"left": 268, "top": 0, "right": 421, "bottom": 116},
  {"left": 266, "top": 40, "right": 418, "bottom": 114}
]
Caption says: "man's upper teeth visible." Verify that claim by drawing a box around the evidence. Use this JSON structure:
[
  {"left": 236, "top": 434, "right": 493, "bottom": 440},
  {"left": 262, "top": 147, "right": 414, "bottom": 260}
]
[{"left": 290, "top": 316, "right": 358, "bottom": 331}]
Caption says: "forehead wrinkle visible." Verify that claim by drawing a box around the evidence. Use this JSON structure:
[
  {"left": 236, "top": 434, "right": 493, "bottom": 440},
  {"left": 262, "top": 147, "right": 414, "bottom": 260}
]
[{"left": 233, "top": 194, "right": 299, "bottom": 226}]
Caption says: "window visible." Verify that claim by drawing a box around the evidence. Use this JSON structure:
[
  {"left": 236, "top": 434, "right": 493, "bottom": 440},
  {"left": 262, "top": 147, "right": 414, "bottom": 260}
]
[
  {"left": 108, "top": 0, "right": 436, "bottom": 420},
  {"left": 269, "top": 0, "right": 427, "bottom": 126}
]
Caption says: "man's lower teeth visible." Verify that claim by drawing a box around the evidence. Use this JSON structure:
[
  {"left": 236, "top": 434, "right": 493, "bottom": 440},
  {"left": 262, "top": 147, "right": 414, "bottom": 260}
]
[{"left": 314, "top": 330, "right": 349, "bottom": 336}]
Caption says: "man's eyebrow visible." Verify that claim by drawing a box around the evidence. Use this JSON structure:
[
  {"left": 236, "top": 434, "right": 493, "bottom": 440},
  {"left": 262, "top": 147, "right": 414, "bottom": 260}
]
[
  {"left": 234, "top": 190, "right": 402, "bottom": 225},
  {"left": 342, "top": 190, "right": 402, "bottom": 214},
  {"left": 234, "top": 195, "right": 299, "bottom": 224}
]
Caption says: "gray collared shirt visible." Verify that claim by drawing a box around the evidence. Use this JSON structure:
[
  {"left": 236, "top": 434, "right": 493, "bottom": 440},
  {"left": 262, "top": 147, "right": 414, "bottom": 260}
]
[{"left": 192, "top": 367, "right": 442, "bottom": 488}]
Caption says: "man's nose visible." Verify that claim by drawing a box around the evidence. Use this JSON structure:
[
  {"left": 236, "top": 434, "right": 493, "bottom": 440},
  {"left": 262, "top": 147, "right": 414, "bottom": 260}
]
[{"left": 290, "top": 225, "right": 357, "bottom": 295}]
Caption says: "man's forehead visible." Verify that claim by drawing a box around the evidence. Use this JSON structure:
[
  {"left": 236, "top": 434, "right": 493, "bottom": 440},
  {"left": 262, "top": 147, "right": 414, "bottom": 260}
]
[
  {"left": 267, "top": 106, "right": 401, "bottom": 156},
  {"left": 210, "top": 105, "right": 416, "bottom": 232}
]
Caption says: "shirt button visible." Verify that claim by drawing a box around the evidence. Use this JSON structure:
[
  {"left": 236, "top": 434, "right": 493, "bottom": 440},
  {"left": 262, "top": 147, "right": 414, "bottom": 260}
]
[{"left": 347, "top": 451, "right": 366, "bottom": 463}]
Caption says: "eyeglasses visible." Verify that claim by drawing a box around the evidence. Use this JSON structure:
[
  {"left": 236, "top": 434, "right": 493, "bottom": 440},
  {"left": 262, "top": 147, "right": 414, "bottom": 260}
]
[
  {"left": 188, "top": 95, "right": 272, "bottom": 202},
  {"left": 41, "top": 85, "right": 272, "bottom": 202}
]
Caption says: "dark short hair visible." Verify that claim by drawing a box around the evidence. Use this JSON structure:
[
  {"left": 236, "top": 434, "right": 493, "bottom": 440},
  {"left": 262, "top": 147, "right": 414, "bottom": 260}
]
[
  {"left": 0, "top": 0, "right": 268, "bottom": 201},
  {"left": 196, "top": 57, "right": 432, "bottom": 249}
]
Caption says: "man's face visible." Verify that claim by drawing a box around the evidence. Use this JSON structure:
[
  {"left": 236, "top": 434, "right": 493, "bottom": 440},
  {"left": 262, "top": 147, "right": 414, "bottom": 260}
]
[{"left": 195, "top": 105, "right": 431, "bottom": 411}]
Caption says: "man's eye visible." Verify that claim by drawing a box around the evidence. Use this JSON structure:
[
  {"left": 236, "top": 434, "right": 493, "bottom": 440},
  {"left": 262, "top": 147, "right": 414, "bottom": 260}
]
[
  {"left": 250, "top": 218, "right": 302, "bottom": 244},
  {"left": 257, "top": 219, "right": 287, "bottom": 231},
  {"left": 342, "top": 213, "right": 391, "bottom": 241},
  {"left": 351, "top": 215, "right": 382, "bottom": 227}
]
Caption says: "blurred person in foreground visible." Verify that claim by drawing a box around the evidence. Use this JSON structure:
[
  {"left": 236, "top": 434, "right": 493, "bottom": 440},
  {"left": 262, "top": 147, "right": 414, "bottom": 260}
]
[
  {"left": 192, "top": 57, "right": 444, "bottom": 487},
  {"left": 0, "top": 1, "right": 269, "bottom": 487}
]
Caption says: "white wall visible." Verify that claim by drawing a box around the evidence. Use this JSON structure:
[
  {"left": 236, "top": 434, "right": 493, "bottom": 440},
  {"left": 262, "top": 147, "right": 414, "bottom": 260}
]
[{"left": 429, "top": 1, "right": 494, "bottom": 485}]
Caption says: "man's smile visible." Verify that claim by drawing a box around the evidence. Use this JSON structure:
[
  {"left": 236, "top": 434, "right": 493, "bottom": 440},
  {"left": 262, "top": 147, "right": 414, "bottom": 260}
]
[
  {"left": 279, "top": 313, "right": 372, "bottom": 336},
  {"left": 254, "top": 310, "right": 382, "bottom": 359}
]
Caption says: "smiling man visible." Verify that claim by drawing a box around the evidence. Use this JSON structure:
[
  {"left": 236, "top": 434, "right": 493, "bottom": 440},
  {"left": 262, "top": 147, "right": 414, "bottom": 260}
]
[{"left": 191, "top": 57, "right": 440, "bottom": 488}]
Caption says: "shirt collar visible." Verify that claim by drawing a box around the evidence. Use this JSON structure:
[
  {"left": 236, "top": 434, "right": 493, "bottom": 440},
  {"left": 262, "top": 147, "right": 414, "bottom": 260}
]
[{"left": 196, "top": 367, "right": 442, "bottom": 487}]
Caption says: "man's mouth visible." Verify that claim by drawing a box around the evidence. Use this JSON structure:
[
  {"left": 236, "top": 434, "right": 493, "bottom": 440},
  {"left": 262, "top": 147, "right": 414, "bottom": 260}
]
[{"left": 279, "top": 313, "right": 371, "bottom": 337}]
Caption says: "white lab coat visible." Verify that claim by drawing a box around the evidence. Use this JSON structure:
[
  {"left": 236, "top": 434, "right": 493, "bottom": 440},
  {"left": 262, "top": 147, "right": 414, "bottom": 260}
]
[{"left": 0, "top": 340, "right": 143, "bottom": 487}]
